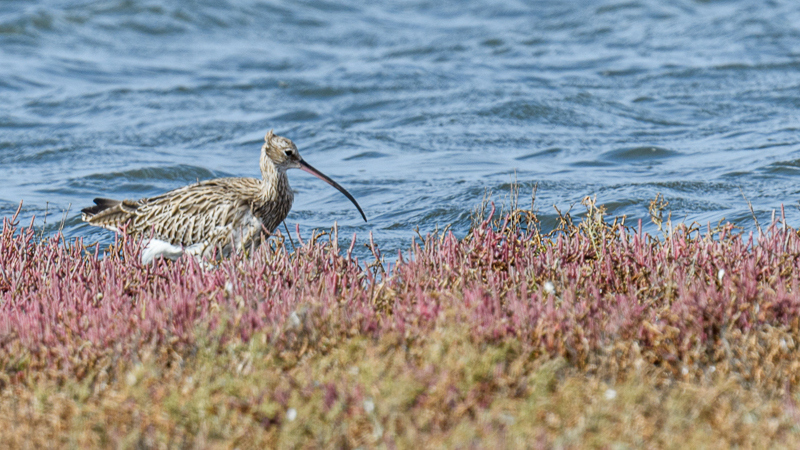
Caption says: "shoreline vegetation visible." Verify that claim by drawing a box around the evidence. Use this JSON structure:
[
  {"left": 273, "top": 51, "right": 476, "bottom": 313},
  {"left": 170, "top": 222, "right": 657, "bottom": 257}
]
[{"left": 2, "top": 193, "right": 800, "bottom": 448}]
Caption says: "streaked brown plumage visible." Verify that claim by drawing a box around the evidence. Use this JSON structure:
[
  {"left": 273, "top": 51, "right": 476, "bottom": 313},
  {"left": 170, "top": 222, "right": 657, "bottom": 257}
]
[{"left": 81, "top": 131, "right": 367, "bottom": 261}]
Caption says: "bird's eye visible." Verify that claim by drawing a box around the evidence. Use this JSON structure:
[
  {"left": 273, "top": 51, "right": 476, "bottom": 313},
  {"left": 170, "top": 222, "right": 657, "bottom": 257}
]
[{"left": 284, "top": 150, "right": 292, "bottom": 156}]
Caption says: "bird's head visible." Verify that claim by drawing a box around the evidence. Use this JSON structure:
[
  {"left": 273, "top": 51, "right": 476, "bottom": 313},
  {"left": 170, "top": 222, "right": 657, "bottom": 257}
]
[
  {"left": 259, "top": 130, "right": 368, "bottom": 222},
  {"left": 262, "top": 130, "right": 302, "bottom": 171}
]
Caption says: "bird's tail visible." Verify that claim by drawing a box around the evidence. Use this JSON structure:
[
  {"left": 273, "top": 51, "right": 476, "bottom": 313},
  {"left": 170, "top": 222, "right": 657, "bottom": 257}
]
[{"left": 81, "top": 198, "right": 139, "bottom": 231}]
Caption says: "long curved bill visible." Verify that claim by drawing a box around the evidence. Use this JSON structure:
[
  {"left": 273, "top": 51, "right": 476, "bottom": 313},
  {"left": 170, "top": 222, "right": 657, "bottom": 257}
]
[{"left": 298, "top": 159, "right": 368, "bottom": 222}]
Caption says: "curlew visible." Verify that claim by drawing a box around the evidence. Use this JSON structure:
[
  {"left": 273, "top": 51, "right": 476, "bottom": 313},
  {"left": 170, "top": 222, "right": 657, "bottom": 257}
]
[{"left": 81, "top": 131, "right": 367, "bottom": 263}]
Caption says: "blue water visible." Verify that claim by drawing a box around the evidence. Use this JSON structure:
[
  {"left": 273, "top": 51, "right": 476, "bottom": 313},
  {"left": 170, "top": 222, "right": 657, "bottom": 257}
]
[{"left": 3, "top": 0, "right": 800, "bottom": 256}]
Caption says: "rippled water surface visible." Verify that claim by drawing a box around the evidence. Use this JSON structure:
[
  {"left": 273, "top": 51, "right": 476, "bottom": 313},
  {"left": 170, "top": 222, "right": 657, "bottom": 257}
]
[{"left": 3, "top": 0, "right": 800, "bottom": 255}]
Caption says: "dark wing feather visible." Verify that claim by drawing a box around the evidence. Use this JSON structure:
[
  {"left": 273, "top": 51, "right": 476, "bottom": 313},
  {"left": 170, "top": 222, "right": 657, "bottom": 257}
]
[
  {"left": 81, "top": 198, "right": 122, "bottom": 216},
  {"left": 81, "top": 198, "right": 141, "bottom": 231}
]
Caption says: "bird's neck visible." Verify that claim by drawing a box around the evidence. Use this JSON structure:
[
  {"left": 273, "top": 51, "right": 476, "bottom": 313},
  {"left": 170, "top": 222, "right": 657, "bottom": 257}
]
[{"left": 260, "top": 158, "right": 291, "bottom": 201}]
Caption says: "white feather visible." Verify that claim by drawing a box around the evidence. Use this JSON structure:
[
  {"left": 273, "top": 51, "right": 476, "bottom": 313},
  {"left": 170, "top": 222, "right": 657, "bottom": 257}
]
[
  {"left": 142, "top": 239, "right": 185, "bottom": 264},
  {"left": 184, "top": 243, "right": 205, "bottom": 255}
]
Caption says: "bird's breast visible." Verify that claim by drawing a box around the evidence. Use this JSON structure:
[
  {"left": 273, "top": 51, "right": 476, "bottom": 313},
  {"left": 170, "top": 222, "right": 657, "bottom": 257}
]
[{"left": 251, "top": 194, "right": 293, "bottom": 234}]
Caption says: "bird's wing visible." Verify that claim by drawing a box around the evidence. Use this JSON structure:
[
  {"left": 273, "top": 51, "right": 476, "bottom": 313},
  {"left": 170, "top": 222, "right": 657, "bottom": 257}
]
[{"left": 131, "top": 178, "right": 264, "bottom": 249}]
